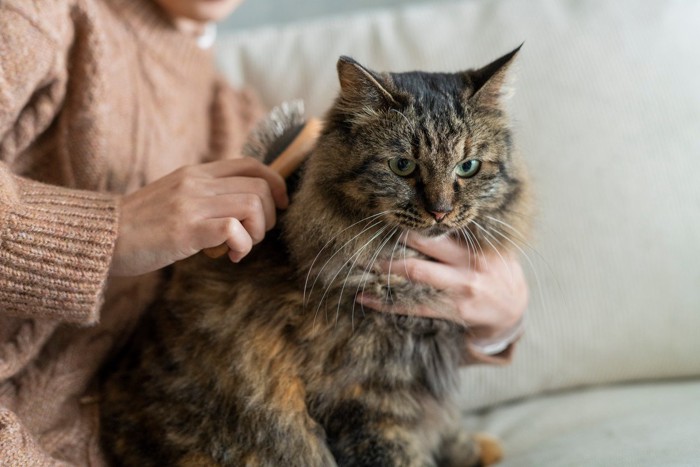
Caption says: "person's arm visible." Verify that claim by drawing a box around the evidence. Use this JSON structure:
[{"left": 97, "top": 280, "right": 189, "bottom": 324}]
[
  {"left": 0, "top": 2, "right": 122, "bottom": 325},
  {"left": 1, "top": 7, "right": 288, "bottom": 324}
]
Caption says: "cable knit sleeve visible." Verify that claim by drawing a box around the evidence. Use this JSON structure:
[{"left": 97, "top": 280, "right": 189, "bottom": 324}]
[{"left": 0, "top": 167, "right": 118, "bottom": 324}]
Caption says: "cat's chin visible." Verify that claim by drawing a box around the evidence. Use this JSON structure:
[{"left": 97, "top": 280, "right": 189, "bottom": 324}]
[{"left": 415, "top": 224, "right": 454, "bottom": 237}]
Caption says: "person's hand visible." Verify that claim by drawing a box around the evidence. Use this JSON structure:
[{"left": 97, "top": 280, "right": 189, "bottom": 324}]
[
  {"left": 356, "top": 232, "right": 528, "bottom": 342},
  {"left": 110, "top": 158, "right": 288, "bottom": 276}
]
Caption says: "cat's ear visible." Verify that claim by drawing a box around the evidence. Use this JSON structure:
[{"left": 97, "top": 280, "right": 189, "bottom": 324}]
[
  {"left": 466, "top": 44, "right": 522, "bottom": 108},
  {"left": 337, "top": 56, "right": 400, "bottom": 110}
]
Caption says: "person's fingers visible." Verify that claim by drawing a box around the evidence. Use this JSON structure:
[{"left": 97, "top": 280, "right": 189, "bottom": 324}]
[
  {"left": 203, "top": 177, "right": 277, "bottom": 231},
  {"left": 403, "top": 232, "right": 473, "bottom": 267},
  {"left": 407, "top": 234, "right": 526, "bottom": 295},
  {"left": 195, "top": 158, "right": 288, "bottom": 209},
  {"left": 381, "top": 257, "right": 475, "bottom": 293},
  {"left": 210, "top": 194, "right": 268, "bottom": 244},
  {"left": 195, "top": 218, "right": 254, "bottom": 262},
  {"left": 355, "top": 293, "right": 465, "bottom": 325}
]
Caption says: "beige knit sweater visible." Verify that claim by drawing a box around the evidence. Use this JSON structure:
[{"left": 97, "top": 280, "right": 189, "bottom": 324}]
[{"left": 0, "top": 0, "right": 261, "bottom": 464}]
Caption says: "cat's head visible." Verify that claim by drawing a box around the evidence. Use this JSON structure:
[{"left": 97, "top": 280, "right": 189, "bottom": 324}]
[{"left": 286, "top": 47, "right": 530, "bottom": 269}]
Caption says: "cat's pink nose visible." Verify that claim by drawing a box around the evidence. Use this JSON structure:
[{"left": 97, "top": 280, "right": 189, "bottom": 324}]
[{"left": 430, "top": 210, "right": 450, "bottom": 222}]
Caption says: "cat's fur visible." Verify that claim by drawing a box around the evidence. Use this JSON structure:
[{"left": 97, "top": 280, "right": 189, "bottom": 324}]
[{"left": 100, "top": 49, "right": 531, "bottom": 466}]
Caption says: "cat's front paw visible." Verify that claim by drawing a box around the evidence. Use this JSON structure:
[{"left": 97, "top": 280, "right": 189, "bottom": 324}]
[
  {"left": 438, "top": 430, "right": 503, "bottom": 467},
  {"left": 473, "top": 433, "right": 503, "bottom": 466}
]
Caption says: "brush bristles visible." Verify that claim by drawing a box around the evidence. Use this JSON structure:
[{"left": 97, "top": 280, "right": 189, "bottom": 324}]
[{"left": 243, "top": 100, "right": 306, "bottom": 161}]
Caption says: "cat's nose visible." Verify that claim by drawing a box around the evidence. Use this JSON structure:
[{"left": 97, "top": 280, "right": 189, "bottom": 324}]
[{"left": 430, "top": 209, "right": 451, "bottom": 222}]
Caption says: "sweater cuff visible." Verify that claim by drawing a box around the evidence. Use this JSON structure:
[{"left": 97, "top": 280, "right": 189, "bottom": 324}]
[
  {"left": 0, "top": 177, "right": 118, "bottom": 325},
  {"left": 460, "top": 317, "right": 525, "bottom": 366},
  {"left": 462, "top": 340, "right": 517, "bottom": 366}
]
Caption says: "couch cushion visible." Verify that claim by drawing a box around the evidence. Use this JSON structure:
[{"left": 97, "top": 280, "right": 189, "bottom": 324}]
[
  {"left": 216, "top": 0, "right": 700, "bottom": 410},
  {"left": 463, "top": 379, "right": 700, "bottom": 466}
]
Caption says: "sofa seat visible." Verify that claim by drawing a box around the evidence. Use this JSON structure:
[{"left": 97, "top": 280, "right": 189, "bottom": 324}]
[{"left": 463, "top": 380, "right": 700, "bottom": 466}]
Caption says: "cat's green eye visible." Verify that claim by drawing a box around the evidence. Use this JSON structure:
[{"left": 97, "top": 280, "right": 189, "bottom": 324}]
[
  {"left": 455, "top": 160, "right": 481, "bottom": 178},
  {"left": 389, "top": 157, "right": 417, "bottom": 177}
]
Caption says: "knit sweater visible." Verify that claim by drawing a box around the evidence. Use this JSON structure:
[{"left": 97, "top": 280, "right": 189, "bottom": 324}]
[{"left": 0, "top": 0, "right": 262, "bottom": 464}]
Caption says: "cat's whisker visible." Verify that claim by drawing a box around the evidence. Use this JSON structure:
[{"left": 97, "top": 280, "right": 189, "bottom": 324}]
[
  {"left": 360, "top": 227, "right": 404, "bottom": 315},
  {"left": 461, "top": 228, "right": 478, "bottom": 272},
  {"left": 485, "top": 215, "right": 558, "bottom": 285},
  {"left": 488, "top": 225, "right": 548, "bottom": 315},
  {"left": 337, "top": 226, "right": 398, "bottom": 330},
  {"left": 484, "top": 214, "right": 543, "bottom": 258},
  {"left": 353, "top": 227, "right": 401, "bottom": 326},
  {"left": 303, "top": 210, "right": 396, "bottom": 306},
  {"left": 313, "top": 224, "right": 390, "bottom": 330},
  {"left": 464, "top": 228, "right": 478, "bottom": 272},
  {"left": 306, "top": 215, "right": 394, "bottom": 308},
  {"left": 383, "top": 232, "right": 412, "bottom": 328},
  {"left": 384, "top": 229, "right": 408, "bottom": 308},
  {"left": 471, "top": 220, "right": 515, "bottom": 284},
  {"left": 401, "top": 230, "right": 412, "bottom": 278},
  {"left": 484, "top": 215, "right": 528, "bottom": 244},
  {"left": 315, "top": 225, "right": 388, "bottom": 329},
  {"left": 464, "top": 223, "right": 487, "bottom": 269},
  {"left": 341, "top": 227, "right": 398, "bottom": 329}
]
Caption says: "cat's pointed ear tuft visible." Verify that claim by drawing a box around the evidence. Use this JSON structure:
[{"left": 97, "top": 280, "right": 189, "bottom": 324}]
[
  {"left": 466, "top": 44, "right": 522, "bottom": 108},
  {"left": 337, "top": 56, "right": 399, "bottom": 110}
]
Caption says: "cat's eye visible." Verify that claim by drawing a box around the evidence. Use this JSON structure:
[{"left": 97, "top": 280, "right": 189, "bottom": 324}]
[
  {"left": 455, "top": 160, "right": 481, "bottom": 178},
  {"left": 389, "top": 157, "right": 417, "bottom": 177}
]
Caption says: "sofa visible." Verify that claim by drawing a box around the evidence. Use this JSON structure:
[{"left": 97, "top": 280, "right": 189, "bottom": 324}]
[{"left": 215, "top": 0, "right": 700, "bottom": 464}]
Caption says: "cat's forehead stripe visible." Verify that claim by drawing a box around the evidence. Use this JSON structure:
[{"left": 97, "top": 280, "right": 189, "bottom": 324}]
[{"left": 412, "top": 117, "right": 468, "bottom": 164}]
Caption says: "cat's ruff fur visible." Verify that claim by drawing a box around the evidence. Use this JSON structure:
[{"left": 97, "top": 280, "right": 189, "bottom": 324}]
[{"left": 100, "top": 49, "right": 531, "bottom": 466}]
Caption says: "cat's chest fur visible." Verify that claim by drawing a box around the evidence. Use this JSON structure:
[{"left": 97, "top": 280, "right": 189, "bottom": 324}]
[{"left": 173, "top": 228, "right": 464, "bottom": 404}]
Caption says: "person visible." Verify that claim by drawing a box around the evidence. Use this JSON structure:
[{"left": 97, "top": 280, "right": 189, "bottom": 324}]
[{"left": 0, "top": 0, "right": 527, "bottom": 464}]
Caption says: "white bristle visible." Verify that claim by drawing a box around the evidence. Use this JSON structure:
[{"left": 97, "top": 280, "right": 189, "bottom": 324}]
[{"left": 243, "top": 100, "right": 306, "bottom": 160}]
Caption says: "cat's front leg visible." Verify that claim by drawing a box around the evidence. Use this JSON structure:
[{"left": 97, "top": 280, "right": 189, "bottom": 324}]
[
  {"left": 326, "top": 423, "right": 501, "bottom": 467},
  {"left": 243, "top": 410, "right": 339, "bottom": 467},
  {"left": 220, "top": 377, "right": 338, "bottom": 467},
  {"left": 322, "top": 399, "right": 436, "bottom": 467},
  {"left": 329, "top": 422, "right": 436, "bottom": 467}
]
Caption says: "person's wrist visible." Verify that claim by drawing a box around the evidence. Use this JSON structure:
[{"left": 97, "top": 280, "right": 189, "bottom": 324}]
[{"left": 468, "top": 315, "right": 525, "bottom": 356}]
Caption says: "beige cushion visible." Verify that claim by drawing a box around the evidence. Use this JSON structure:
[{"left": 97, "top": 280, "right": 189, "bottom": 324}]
[
  {"left": 463, "top": 380, "right": 700, "bottom": 465},
  {"left": 216, "top": 0, "right": 700, "bottom": 410}
]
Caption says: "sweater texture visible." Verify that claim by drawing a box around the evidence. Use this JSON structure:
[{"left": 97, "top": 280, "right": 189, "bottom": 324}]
[{"left": 0, "top": 0, "right": 262, "bottom": 464}]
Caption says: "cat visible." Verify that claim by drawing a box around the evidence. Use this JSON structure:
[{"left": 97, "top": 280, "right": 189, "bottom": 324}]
[{"left": 100, "top": 47, "right": 531, "bottom": 467}]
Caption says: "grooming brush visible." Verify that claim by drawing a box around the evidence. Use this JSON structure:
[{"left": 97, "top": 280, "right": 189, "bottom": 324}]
[{"left": 202, "top": 100, "right": 322, "bottom": 259}]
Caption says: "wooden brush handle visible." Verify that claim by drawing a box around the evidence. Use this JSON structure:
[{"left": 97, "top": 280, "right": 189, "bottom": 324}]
[
  {"left": 269, "top": 118, "right": 322, "bottom": 178},
  {"left": 202, "top": 118, "right": 322, "bottom": 259}
]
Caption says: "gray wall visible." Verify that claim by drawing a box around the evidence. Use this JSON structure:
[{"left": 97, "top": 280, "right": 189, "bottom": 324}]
[{"left": 220, "top": 0, "right": 454, "bottom": 32}]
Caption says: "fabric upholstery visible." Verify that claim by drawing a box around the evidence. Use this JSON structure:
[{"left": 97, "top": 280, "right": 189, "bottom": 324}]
[{"left": 463, "top": 379, "right": 700, "bottom": 465}]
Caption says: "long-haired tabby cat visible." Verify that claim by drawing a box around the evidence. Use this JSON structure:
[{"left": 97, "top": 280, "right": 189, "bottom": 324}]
[{"left": 100, "top": 47, "right": 531, "bottom": 466}]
